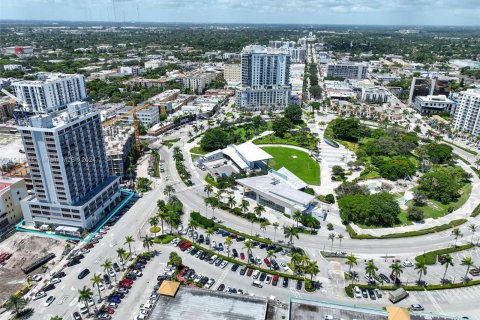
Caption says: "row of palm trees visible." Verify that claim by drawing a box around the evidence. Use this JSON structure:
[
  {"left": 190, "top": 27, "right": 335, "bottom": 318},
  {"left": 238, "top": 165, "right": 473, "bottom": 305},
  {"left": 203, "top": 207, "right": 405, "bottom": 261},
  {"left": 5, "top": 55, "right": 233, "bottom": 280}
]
[
  {"left": 289, "top": 252, "right": 321, "bottom": 282},
  {"left": 345, "top": 253, "right": 477, "bottom": 286},
  {"left": 173, "top": 146, "right": 192, "bottom": 181}
]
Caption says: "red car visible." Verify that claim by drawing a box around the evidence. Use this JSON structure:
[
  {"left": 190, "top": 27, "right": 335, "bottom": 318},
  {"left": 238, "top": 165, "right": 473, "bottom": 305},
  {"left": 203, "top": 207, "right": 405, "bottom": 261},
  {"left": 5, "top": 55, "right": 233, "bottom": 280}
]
[
  {"left": 272, "top": 274, "right": 279, "bottom": 286},
  {"left": 229, "top": 234, "right": 238, "bottom": 239},
  {"left": 246, "top": 268, "right": 253, "bottom": 277},
  {"left": 120, "top": 283, "right": 131, "bottom": 289},
  {"left": 177, "top": 241, "right": 185, "bottom": 248},
  {"left": 264, "top": 258, "right": 271, "bottom": 268},
  {"left": 84, "top": 243, "right": 94, "bottom": 249},
  {"left": 240, "top": 253, "right": 245, "bottom": 260},
  {"left": 180, "top": 242, "right": 191, "bottom": 251},
  {"left": 178, "top": 267, "right": 189, "bottom": 277},
  {"left": 103, "top": 307, "right": 115, "bottom": 314}
]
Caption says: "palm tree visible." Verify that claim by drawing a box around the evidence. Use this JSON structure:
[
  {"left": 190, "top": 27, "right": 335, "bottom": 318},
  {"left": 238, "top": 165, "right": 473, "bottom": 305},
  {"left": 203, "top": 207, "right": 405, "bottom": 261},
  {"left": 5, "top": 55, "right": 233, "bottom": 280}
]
[
  {"left": 203, "top": 184, "right": 213, "bottom": 198},
  {"left": 149, "top": 216, "right": 160, "bottom": 236},
  {"left": 163, "top": 184, "right": 175, "bottom": 201},
  {"left": 204, "top": 198, "right": 210, "bottom": 218},
  {"left": 441, "top": 254, "right": 454, "bottom": 282},
  {"left": 253, "top": 204, "right": 265, "bottom": 219},
  {"left": 240, "top": 199, "right": 249, "bottom": 215},
  {"left": 290, "top": 253, "right": 303, "bottom": 273},
  {"left": 272, "top": 222, "right": 280, "bottom": 242},
  {"left": 451, "top": 228, "right": 463, "bottom": 247},
  {"left": 116, "top": 247, "right": 126, "bottom": 264},
  {"left": 243, "top": 241, "right": 254, "bottom": 264},
  {"left": 390, "top": 262, "right": 404, "bottom": 285},
  {"left": 292, "top": 210, "right": 303, "bottom": 228},
  {"left": 328, "top": 232, "right": 336, "bottom": 252},
  {"left": 468, "top": 224, "right": 477, "bottom": 244},
  {"left": 206, "top": 227, "right": 214, "bottom": 249},
  {"left": 124, "top": 235, "right": 135, "bottom": 256},
  {"left": 157, "top": 208, "right": 168, "bottom": 235},
  {"left": 461, "top": 256, "right": 474, "bottom": 281},
  {"left": 260, "top": 220, "right": 269, "bottom": 238},
  {"left": 225, "top": 236, "right": 232, "bottom": 257},
  {"left": 415, "top": 261, "right": 428, "bottom": 285},
  {"left": 188, "top": 218, "right": 199, "bottom": 241},
  {"left": 101, "top": 259, "right": 113, "bottom": 285},
  {"left": 5, "top": 294, "right": 25, "bottom": 315},
  {"left": 283, "top": 226, "right": 300, "bottom": 248},
  {"left": 266, "top": 250, "right": 276, "bottom": 270},
  {"left": 78, "top": 286, "right": 94, "bottom": 315},
  {"left": 227, "top": 195, "right": 236, "bottom": 209},
  {"left": 337, "top": 234, "right": 344, "bottom": 252},
  {"left": 166, "top": 211, "right": 180, "bottom": 234},
  {"left": 346, "top": 254, "right": 358, "bottom": 274},
  {"left": 248, "top": 215, "right": 256, "bottom": 236},
  {"left": 91, "top": 273, "right": 104, "bottom": 300},
  {"left": 365, "top": 261, "right": 378, "bottom": 279},
  {"left": 142, "top": 234, "right": 154, "bottom": 253},
  {"left": 307, "top": 260, "right": 320, "bottom": 282}
]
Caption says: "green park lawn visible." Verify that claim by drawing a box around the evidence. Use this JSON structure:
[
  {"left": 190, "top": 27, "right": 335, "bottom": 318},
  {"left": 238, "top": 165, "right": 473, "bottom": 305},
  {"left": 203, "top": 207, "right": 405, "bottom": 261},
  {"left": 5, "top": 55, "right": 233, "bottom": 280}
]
[{"left": 261, "top": 146, "right": 320, "bottom": 185}]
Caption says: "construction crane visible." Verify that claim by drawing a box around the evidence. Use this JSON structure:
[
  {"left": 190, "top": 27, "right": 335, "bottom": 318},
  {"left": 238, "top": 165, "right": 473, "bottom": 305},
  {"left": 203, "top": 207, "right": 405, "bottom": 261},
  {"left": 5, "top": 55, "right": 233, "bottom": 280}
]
[
  {"left": 1, "top": 88, "right": 30, "bottom": 124},
  {"left": 102, "top": 101, "right": 152, "bottom": 154}
]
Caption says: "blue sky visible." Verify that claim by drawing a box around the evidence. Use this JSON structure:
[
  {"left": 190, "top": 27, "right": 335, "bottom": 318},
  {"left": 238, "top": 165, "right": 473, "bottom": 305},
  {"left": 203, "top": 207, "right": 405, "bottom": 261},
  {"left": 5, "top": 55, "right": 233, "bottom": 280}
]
[{"left": 1, "top": 0, "right": 480, "bottom": 25}]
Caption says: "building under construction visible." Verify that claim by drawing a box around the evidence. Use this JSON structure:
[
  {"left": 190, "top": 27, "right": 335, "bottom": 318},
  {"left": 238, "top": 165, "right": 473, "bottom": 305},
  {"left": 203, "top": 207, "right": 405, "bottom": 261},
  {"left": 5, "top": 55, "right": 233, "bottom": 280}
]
[{"left": 104, "top": 125, "right": 135, "bottom": 180}]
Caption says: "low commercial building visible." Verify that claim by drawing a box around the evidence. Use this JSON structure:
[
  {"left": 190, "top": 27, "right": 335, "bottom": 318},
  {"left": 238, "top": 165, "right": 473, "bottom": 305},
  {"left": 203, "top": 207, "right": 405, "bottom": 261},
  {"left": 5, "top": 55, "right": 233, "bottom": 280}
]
[
  {"left": 236, "top": 168, "right": 315, "bottom": 214},
  {"left": 119, "top": 66, "right": 144, "bottom": 76},
  {"left": 288, "top": 298, "right": 461, "bottom": 320},
  {"left": 3, "top": 64, "right": 23, "bottom": 71},
  {"left": 0, "top": 177, "right": 28, "bottom": 237},
  {"left": 201, "top": 141, "right": 273, "bottom": 173},
  {"left": 414, "top": 95, "right": 454, "bottom": 115},
  {"left": 149, "top": 286, "right": 268, "bottom": 320},
  {"left": 360, "top": 87, "right": 392, "bottom": 103},
  {"left": 117, "top": 105, "right": 159, "bottom": 128},
  {"left": 144, "top": 59, "right": 166, "bottom": 70},
  {"left": 327, "top": 62, "right": 368, "bottom": 80},
  {"left": 323, "top": 81, "right": 355, "bottom": 100}
]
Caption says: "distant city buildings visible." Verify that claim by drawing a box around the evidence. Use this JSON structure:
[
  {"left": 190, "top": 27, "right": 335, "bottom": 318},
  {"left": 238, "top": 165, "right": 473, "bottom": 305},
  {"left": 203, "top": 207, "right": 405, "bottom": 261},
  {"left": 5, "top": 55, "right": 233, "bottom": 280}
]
[
  {"left": 326, "top": 62, "right": 368, "bottom": 80},
  {"left": 3, "top": 64, "right": 23, "bottom": 71},
  {"left": 11, "top": 73, "right": 87, "bottom": 113},
  {"left": 453, "top": 89, "right": 480, "bottom": 135},
  {"left": 414, "top": 95, "right": 454, "bottom": 115},
  {"left": 268, "top": 40, "right": 306, "bottom": 63},
  {"left": 144, "top": 59, "right": 166, "bottom": 70},
  {"left": 0, "top": 177, "right": 28, "bottom": 237},
  {"left": 119, "top": 66, "right": 145, "bottom": 76},
  {"left": 236, "top": 45, "right": 291, "bottom": 111},
  {"left": 19, "top": 101, "right": 121, "bottom": 233},
  {"left": 3, "top": 46, "right": 34, "bottom": 57}
]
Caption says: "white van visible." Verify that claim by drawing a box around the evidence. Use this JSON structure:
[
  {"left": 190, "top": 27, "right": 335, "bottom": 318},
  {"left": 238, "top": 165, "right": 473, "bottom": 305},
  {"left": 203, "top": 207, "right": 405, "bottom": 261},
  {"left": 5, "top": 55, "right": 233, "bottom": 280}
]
[{"left": 252, "top": 280, "right": 263, "bottom": 288}]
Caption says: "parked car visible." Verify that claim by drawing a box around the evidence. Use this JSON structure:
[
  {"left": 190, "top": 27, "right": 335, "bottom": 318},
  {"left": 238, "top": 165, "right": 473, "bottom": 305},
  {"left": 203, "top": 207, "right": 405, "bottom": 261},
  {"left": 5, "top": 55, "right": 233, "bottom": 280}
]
[
  {"left": 361, "top": 288, "right": 368, "bottom": 298},
  {"left": 259, "top": 272, "right": 267, "bottom": 281},
  {"left": 282, "top": 277, "right": 289, "bottom": 288},
  {"left": 220, "top": 260, "right": 229, "bottom": 269},
  {"left": 78, "top": 269, "right": 90, "bottom": 280},
  {"left": 73, "top": 311, "right": 82, "bottom": 320},
  {"left": 215, "top": 258, "right": 223, "bottom": 267},
  {"left": 265, "top": 275, "right": 272, "bottom": 285},
  {"left": 44, "top": 295, "right": 55, "bottom": 307},
  {"left": 103, "top": 274, "right": 111, "bottom": 285},
  {"left": 379, "top": 273, "right": 391, "bottom": 283},
  {"left": 367, "top": 288, "right": 376, "bottom": 300},
  {"left": 246, "top": 268, "right": 253, "bottom": 277},
  {"left": 113, "top": 263, "right": 120, "bottom": 272},
  {"left": 410, "top": 304, "right": 424, "bottom": 311},
  {"left": 51, "top": 271, "right": 66, "bottom": 279},
  {"left": 354, "top": 286, "right": 362, "bottom": 299},
  {"left": 33, "top": 291, "right": 47, "bottom": 300},
  {"left": 296, "top": 280, "right": 302, "bottom": 290},
  {"left": 218, "top": 243, "right": 224, "bottom": 251},
  {"left": 231, "top": 263, "right": 239, "bottom": 272},
  {"left": 217, "top": 284, "right": 225, "bottom": 291},
  {"left": 240, "top": 266, "right": 247, "bottom": 276},
  {"left": 272, "top": 274, "right": 279, "bottom": 286},
  {"left": 263, "top": 258, "right": 271, "bottom": 268},
  {"left": 232, "top": 249, "right": 238, "bottom": 258},
  {"left": 375, "top": 289, "right": 382, "bottom": 298},
  {"left": 240, "top": 252, "right": 245, "bottom": 260}
]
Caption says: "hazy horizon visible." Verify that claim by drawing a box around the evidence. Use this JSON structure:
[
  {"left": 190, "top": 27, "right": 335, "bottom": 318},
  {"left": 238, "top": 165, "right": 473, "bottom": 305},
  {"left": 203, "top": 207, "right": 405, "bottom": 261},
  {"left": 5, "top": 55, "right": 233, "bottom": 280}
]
[{"left": 1, "top": 0, "right": 480, "bottom": 26}]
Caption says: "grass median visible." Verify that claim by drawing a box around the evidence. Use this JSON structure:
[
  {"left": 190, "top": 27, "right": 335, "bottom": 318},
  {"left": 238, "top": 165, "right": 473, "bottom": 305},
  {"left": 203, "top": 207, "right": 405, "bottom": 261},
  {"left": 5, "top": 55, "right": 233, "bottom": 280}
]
[{"left": 415, "top": 243, "right": 475, "bottom": 265}]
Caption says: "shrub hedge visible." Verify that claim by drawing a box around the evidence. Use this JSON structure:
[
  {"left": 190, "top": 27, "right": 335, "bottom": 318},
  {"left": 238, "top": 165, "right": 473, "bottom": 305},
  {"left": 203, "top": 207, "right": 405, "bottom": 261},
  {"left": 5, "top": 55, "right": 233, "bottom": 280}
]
[{"left": 415, "top": 243, "right": 474, "bottom": 265}]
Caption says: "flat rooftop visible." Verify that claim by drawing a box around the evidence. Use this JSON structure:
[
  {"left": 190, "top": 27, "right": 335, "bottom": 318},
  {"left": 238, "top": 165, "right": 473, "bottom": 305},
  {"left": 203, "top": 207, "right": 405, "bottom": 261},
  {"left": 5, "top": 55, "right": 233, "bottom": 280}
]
[{"left": 149, "top": 287, "right": 268, "bottom": 320}]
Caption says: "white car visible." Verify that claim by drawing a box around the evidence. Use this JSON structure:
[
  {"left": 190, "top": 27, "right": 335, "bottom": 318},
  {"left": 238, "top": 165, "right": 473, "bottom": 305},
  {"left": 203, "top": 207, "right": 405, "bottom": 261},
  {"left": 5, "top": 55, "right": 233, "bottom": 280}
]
[
  {"left": 87, "top": 298, "right": 95, "bottom": 307},
  {"left": 265, "top": 276, "right": 272, "bottom": 285},
  {"left": 135, "top": 315, "right": 147, "bottom": 320},
  {"left": 108, "top": 302, "right": 118, "bottom": 309},
  {"left": 212, "top": 241, "right": 217, "bottom": 249},
  {"left": 354, "top": 286, "right": 362, "bottom": 299},
  {"left": 171, "top": 238, "right": 180, "bottom": 246},
  {"left": 403, "top": 260, "right": 414, "bottom": 267},
  {"left": 31, "top": 274, "right": 43, "bottom": 282},
  {"left": 281, "top": 262, "right": 289, "bottom": 272},
  {"left": 220, "top": 260, "right": 229, "bottom": 269},
  {"left": 185, "top": 247, "right": 193, "bottom": 254},
  {"left": 204, "top": 278, "right": 215, "bottom": 289},
  {"left": 108, "top": 268, "right": 116, "bottom": 278},
  {"left": 44, "top": 295, "right": 55, "bottom": 307},
  {"left": 49, "top": 278, "right": 61, "bottom": 285},
  {"left": 99, "top": 283, "right": 105, "bottom": 291},
  {"left": 133, "top": 269, "right": 143, "bottom": 277},
  {"left": 33, "top": 291, "right": 46, "bottom": 300},
  {"left": 143, "top": 301, "right": 153, "bottom": 309}
]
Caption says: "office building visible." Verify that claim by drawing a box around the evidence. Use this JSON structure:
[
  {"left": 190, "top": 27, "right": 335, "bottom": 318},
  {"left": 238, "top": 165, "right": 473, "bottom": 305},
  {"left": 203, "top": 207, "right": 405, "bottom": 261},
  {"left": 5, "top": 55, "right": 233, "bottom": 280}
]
[
  {"left": 236, "top": 45, "right": 291, "bottom": 110},
  {"left": 288, "top": 47, "right": 306, "bottom": 63},
  {"left": 408, "top": 76, "right": 456, "bottom": 104},
  {"left": 223, "top": 64, "right": 241, "bottom": 85},
  {"left": 0, "top": 177, "right": 28, "bottom": 237},
  {"left": 19, "top": 101, "right": 121, "bottom": 231},
  {"left": 117, "top": 105, "right": 159, "bottom": 127},
  {"left": 11, "top": 73, "right": 87, "bottom": 113},
  {"left": 0, "top": 98, "right": 16, "bottom": 120},
  {"left": 318, "top": 51, "right": 330, "bottom": 64},
  {"left": 326, "top": 62, "right": 367, "bottom": 80},
  {"left": 414, "top": 95, "right": 454, "bottom": 115},
  {"left": 119, "top": 66, "right": 144, "bottom": 76},
  {"left": 453, "top": 89, "right": 480, "bottom": 135}
]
